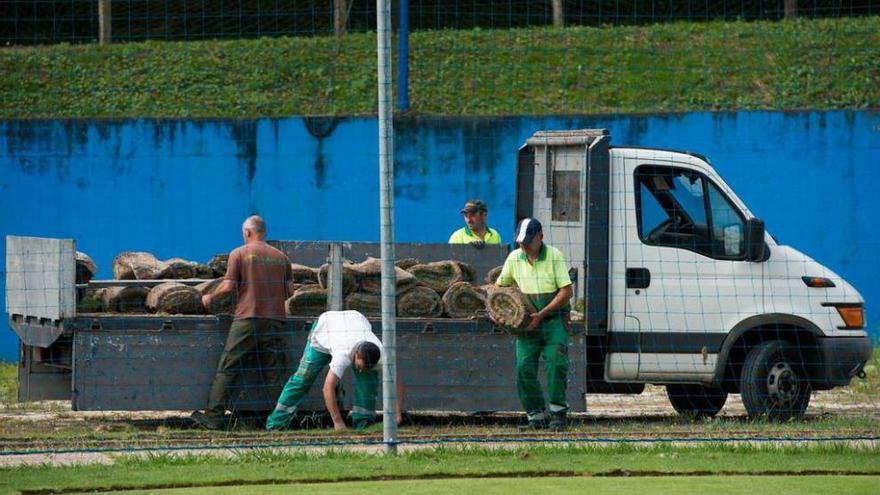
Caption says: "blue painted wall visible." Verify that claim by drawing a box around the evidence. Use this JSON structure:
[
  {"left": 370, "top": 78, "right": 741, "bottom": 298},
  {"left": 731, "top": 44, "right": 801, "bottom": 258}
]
[{"left": 2, "top": 111, "right": 878, "bottom": 360}]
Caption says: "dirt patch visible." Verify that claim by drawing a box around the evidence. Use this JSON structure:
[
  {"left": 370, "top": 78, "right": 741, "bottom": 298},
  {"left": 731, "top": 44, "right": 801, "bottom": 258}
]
[{"left": 0, "top": 384, "right": 877, "bottom": 467}]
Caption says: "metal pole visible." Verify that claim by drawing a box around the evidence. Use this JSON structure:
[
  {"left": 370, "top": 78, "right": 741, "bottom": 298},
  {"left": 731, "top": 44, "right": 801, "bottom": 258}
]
[
  {"left": 551, "top": 0, "right": 564, "bottom": 27},
  {"left": 784, "top": 0, "right": 798, "bottom": 20},
  {"left": 98, "top": 0, "right": 112, "bottom": 45},
  {"left": 398, "top": 0, "right": 409, "bottom": 111},
  {"left": 376, "top": 0, "right": 398, "bottom": 455},
  {"left": 327, "top": 243, "right": 344, "bottom": 311}
]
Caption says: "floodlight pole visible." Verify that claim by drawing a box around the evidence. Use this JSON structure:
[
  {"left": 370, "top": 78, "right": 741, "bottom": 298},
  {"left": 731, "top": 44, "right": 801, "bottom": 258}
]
[
  {"left": 376, "top": 0, "right": 398, "bottom": 455},
  {"left": 398, "top": 0, "right": 410, "bottom": 111}
]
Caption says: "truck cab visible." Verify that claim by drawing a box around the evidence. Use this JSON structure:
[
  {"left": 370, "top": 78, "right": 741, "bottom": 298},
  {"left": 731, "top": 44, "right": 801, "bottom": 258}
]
[{"left": 518, "top": 129, "right": 872, "bottom": 420}]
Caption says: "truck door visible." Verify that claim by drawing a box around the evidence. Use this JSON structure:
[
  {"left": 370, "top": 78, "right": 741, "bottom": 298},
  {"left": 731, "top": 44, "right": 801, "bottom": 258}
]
[{"left": 622, "top": 158, "right": 763, "bottom": 382}]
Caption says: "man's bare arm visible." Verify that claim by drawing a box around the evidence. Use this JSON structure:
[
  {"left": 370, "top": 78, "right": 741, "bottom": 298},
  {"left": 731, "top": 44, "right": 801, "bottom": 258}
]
[
  {"left": 538, "top": 285, "right": 573, "bottom": 318},
  {"left": 201, "top": 279, "right": 235, "bottom": 310},
  {"left": 322, "top": 371, "right": 346, "bottom": 430},
  {"left": 526, "top": 285, "right": 573, "bottom": 332}
]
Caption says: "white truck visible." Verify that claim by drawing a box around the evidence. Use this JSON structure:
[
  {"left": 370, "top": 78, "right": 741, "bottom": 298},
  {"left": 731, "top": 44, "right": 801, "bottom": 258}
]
[
  {"left": 522, "top": 129, "right": 871, "bottom": 420},
  {"left": 7, "top": 128, "right": 872, "bottom": 421}
]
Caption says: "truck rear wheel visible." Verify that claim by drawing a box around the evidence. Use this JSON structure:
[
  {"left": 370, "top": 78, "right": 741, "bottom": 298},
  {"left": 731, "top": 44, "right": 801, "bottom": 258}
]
[
  {"left": 740, "top": 340, "right": 811, "bottom": 421},
  {"left": 666, "top": 384, "right": 728, "bottom": 418}
]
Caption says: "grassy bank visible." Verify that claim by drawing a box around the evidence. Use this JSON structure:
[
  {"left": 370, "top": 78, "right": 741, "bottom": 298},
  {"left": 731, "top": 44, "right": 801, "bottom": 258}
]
[
  {"left": 1, "top": 17, "right": 878, "bottom": 118},
  {"left": 2, "top": 443, "right": 879, "bottom": 494}
]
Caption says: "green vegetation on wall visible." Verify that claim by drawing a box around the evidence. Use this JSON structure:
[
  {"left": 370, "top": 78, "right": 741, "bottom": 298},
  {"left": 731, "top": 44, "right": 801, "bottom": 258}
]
[{"left": 2, "top": 17, "right": 878, "bottom": 118}]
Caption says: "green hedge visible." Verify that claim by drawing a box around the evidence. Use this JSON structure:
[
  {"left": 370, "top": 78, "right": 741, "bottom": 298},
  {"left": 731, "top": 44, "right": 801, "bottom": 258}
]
[{"left": 2, "top": 17, "right": 878, "bottom": 118}]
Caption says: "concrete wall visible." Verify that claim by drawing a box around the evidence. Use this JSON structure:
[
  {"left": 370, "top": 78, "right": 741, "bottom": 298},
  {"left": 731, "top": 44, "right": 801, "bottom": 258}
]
[{"left": 2, "top": 111, "right": 878, "bottom": 360}]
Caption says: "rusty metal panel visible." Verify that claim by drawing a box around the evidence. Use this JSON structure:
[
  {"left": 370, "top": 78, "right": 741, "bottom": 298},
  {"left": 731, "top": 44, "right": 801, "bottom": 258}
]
[
  {"left": 270, "top": 241, "right": 510, "bottom": 284},
  {"left": 70, "top": 315, "right": 586, "bottom": 413},
  {"left": 72, "top": 317, "right": 325, "bottom": 412},
  {"left": 267, "top": 241, "right": 334, "bottom": 267},
  {"left": 397, "top": 326, "right": 587, "bottom": 412}
]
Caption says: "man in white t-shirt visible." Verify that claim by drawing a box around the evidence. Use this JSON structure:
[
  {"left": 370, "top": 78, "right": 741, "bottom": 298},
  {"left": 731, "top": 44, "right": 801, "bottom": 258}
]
[{"left": 265, "top": 310, "right": 403, "bottom": 431}]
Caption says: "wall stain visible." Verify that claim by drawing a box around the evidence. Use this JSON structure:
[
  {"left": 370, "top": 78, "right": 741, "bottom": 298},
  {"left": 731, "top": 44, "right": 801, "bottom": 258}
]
[
  {"left": 228, "top": 120, "right": 258, "bottom": 187},
  {"left": 303, "top": 116, "right": 343, "bottom": 190}
]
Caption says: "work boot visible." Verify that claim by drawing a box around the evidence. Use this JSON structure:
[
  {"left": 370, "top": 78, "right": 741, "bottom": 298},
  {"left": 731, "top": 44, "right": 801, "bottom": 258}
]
[
  {"left": 548, "top": 413, "right": 567, "bottom": 432},
  {"left": 190, "top": 410, "right": 224, "bottom": 430},
  {"left": 353, "top": 419, "right": 373, "bottom": 431}
]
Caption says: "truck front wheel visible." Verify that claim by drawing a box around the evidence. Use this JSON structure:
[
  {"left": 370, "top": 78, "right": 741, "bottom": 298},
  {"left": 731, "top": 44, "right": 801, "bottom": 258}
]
[
  {"left": 666, "top": 384, "right": 728, "bottom": 418},
  {"left": 740, "top": 340, "right": 811, "bottom": 421}
]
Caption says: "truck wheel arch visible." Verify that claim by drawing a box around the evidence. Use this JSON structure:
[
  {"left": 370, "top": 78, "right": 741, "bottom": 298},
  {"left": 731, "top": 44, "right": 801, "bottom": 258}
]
[{"left": 713, "top": 314, "right": 823, "bottom": 390}]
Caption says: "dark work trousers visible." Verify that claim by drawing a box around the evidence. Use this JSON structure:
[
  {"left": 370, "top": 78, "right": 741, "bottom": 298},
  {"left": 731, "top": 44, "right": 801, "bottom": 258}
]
[{"left": 205, "top": 318, "right": 287, "bottom": 419}]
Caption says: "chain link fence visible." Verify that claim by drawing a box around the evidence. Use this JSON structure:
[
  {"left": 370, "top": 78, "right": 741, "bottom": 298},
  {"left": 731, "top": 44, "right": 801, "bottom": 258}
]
[{"left": 0, "top": 0, "right": 877, "bottom": 457}]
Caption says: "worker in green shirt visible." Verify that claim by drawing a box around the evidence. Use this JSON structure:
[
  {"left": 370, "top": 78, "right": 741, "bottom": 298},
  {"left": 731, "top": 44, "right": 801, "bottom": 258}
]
[
  {"left": 495, "top": 218, "right": 573, "bottom": 431},
  {"left": 448, "top": 199, "right": 502, "bottom": 247}
]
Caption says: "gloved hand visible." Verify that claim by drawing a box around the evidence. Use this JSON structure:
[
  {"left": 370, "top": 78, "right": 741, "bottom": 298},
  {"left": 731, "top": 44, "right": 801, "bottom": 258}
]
[{"left": 469, "top": 240, "right": 486, "bottom": 250}]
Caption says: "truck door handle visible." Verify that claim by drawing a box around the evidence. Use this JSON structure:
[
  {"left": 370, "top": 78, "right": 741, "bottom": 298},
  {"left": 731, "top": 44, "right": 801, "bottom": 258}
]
[{"left": 626, "top": 268, "right": 651, "bottom": 289}]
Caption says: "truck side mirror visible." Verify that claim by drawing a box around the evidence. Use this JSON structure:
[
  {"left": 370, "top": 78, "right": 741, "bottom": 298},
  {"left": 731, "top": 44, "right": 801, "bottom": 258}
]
[{"left": 745, "top": 218, "right": 766, "bottom": 262}]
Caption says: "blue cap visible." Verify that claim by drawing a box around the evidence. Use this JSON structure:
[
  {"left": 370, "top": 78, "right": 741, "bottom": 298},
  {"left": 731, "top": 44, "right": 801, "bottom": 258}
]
[{"left": 515, "top": 218, "right": 542, "bottom": 246}]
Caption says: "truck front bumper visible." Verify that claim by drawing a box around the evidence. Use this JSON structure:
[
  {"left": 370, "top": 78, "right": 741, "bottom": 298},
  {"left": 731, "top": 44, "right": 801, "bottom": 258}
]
[{"left": 813, "top": 336, "right": 874, "bottom": 389}]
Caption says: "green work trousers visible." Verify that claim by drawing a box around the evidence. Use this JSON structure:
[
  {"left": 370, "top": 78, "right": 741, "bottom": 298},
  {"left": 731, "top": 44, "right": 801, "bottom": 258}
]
[
  {"left": 206, "top": 318, "right": 287, "bottom": 419},
  {"left": 265, "top": 342, "right": 379, "bottom": 430},
  {"left": 515, "top": 315, "right": 569, "bottom": 421}
]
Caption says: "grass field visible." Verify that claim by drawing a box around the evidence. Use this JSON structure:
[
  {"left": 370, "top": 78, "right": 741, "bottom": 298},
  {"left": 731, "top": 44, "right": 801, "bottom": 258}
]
[
  {"left": 2, "top": 443, "right": 879, "bottom": 494},
  {"left": 1, "top": 353, "right": 877, "bottom": 494},
  {"left": 0, "top": 349, "right": 877, "bottom": 452},
  {"left": 2, "top": 17, "right": 878, "bottom": 118},
  {"left": 91, "top": 476, "right": 880, "bottom": 495}
]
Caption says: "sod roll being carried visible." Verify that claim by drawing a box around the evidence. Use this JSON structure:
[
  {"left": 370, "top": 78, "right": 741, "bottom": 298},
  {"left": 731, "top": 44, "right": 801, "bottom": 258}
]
[
  {"left": 344, "top": 292, "right": 381, "bottom": 317},
  {"left": 286, "top": 284, "right": 326, "bottom": 316},
  {"left": 351, "top": 257, "right": 417, "bottom": 294},
  {"left": 485, "top": 266, "right": 503, "bottom": 284},
  {"left": 442, "top": 281, "right": 487, "bottom": 319},
  {"left": 113, "top": 252, "right": 162, "bottom": 280},
  {"left": 397, "top": 286, "right": 443, "bottom": 318},
  {"left": 486, "top": 286, "right": 537, "bottom": 331},
  {"left": 146, "top": 282, "right": 203, "bottom": 314},
  {"left": 406, "top": 260, "right": 475, "bottom": 294},
  {"left": 101, "top": 286, "right": 150, "bottom": 313},
  {"left": 195, "top": 279, "right": 234, "bottom": 315}
]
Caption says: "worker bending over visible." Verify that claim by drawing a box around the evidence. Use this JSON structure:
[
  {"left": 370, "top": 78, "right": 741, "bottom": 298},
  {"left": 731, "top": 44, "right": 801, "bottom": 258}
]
[{"left": 266, "top": 310, "right": 403, "bottom": 431}]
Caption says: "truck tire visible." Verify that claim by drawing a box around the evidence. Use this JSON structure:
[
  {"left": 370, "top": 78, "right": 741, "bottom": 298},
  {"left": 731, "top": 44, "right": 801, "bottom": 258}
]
[
  {"left": 666, "top": 384, "right": 728, "bottom": 418},
  {"left": 740, "top": 340, "right": 811, "bottom": 421}
]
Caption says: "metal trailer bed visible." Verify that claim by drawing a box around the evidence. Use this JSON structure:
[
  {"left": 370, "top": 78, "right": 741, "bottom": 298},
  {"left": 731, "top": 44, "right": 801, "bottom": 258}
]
[{"left": 8, "top": 236, "right": 589, "bottom": 414}]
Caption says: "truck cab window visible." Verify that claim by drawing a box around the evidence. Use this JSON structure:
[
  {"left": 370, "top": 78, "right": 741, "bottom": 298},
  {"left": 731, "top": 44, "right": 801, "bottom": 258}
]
[
  {"left": 636, "top": 167, "right": 711, "bottom": 256},
  {"left": 707, "top": 181, "right": 746, "bottom": 257},
  {"left": 636, "top": 166, "right": 746, "bottom": 259}
]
